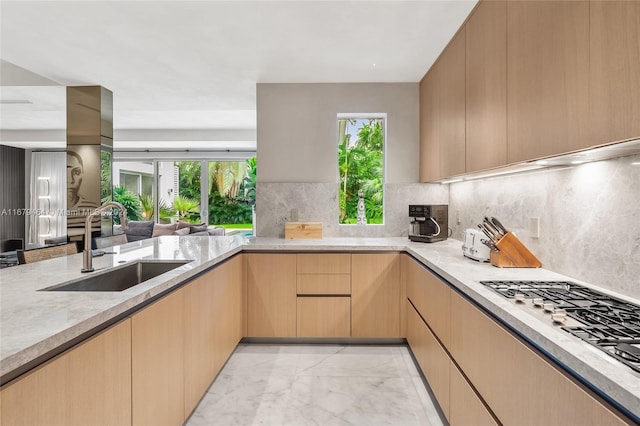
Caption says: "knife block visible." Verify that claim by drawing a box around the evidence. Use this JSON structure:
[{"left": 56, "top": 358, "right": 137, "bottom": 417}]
[{"left": 490, "top": 232, "right": 542, "bottom": 268}]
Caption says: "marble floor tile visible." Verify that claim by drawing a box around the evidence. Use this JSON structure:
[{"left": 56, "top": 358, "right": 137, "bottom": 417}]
[{"left": 186, "top": 344, "right": 445, "bottom": 426}]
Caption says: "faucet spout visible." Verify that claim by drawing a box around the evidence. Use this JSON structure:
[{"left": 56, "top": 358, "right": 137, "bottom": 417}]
[{"left": 82, "top": 201, "right": 127, "bottom": 273}]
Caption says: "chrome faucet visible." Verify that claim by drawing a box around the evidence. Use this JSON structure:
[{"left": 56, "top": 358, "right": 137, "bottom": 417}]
[{"left": 82, "top": 201, "right": 127, "bottom": 273}]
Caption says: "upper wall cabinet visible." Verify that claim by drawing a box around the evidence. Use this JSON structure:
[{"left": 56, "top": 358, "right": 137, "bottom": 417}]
[
  {"left": 589, "top": 0, "right": 640, "bottom": 145},
  {"left": 419, "top": 65, "right": 440, "bottom": 182},
  {"left": 507, "top": 0, "right": 591, "bottom": 163},
  {"left": 465, "top": 0, "right": 507, "bottom": 172},
  {"left": 419, "top": 28, "right": 466, "bottom": 181},
  {"left": 438, "top": 28, "right": 467, "bottom": 178}
]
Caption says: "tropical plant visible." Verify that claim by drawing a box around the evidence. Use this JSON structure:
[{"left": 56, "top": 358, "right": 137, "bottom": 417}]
[
  {"left": 172, "top": 196, "right": 200, "bottom": 223},
  {"left": 208, "top": 161, "right": 247, "bottom": 201},
  {"left": 243, "top": 156, "right": 257, "bottom": 206},
  {"left": 138, "top": 194, "right": 177, "bottom": 223},
  {"left": 208, "top": 193, "right": 252, "bottom": 224},
  {"left": 100, "top": 150, "right": 112, "bottom": 204},
  {"left": 175, "top": 161, "right": 201, "bottom": 201},
  {"left": 338, "top": 119, "right": 384, "bottom": 224},
  {"left": 112, "top": 185, "right": 143, "bottom": 223}
]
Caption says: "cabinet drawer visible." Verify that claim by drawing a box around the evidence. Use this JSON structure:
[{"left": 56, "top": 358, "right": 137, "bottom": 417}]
[
  {"left": 407, "top": 301, "right": 450, "bottom": 419},
  {"left": 297, "top": 297, "right": 351, "bottom": 337},
  {"left": 297, "top": 253, "right": 351, "bottom": 274},
  {"left": 297, "top": 274, "right": 351, "bottom": 295}
]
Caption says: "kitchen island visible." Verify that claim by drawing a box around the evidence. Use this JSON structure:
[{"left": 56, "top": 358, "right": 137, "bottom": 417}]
[{"left": 1, "top": 235, "right": 638, "bottom": 423}]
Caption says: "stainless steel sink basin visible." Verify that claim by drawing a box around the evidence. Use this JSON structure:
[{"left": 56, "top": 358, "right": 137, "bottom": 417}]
[{"left": 42, "top": 260, "right": 191, "bottom": 292}]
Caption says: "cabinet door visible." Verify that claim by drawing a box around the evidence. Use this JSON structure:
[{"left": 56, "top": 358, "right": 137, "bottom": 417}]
[
  {"left": 183, "top": 254, "right": 244, "bottom": 417},
  {"left": 590, "top": 0, "right": 640, "bottom": 145},
  {"left": 419, "top": 68, "right": 440, "bottom": 182},
  {"left": 405, "top": 256, "right": 451, "bottom": 347},
  {"left": 466, "top": 0, "right": 507, "bottom": 172},
  {"left": 406, "top": 302, "right": 450, "bottom": 420},
  {"left": 132, "top": 289, "right": 185, "bottom": 426},
  {"left": 449, "top": 362, "right": 498, "bottom": 426},
  {"left": 351, "top": 253, "right": 400, "bottom": 337},
  {"left": 449, "top": 291, "right": 628, "bottom": 425},
  {"left": 0, "top": 320, "right": 132, "bottom": 426},
  {"left": 507, "top": 0, "right": 591, "bottom": 163},
  {"left": 438, "top": 28, "right": 466, "bottom": 178},
  {"left": 297, "top": 296, "right": 351, "bottom": 337},
  {"left": 247, "top": 253, "right": 297, "bottom": 337}
]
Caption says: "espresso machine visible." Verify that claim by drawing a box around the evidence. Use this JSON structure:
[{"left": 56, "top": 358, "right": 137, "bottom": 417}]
[{"left": 408, "top": 205, "right": 448, "bottom": 243}]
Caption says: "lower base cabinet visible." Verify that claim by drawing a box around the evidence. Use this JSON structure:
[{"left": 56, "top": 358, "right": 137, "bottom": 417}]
[
  {"left": 183, "top": 254, "right": 245, "bottom": 417},
  {"left": 449, "top": 291, "right": 628, "bottom": 426},
  {"left": 0, "top": 320, "right": 132, "bottom": 426},
  {"left": 449, "top": 362, "right": 497, "bottom": 426},
  {"left": 407, "top": 302, "right": 450, "bottom": 419},
  {"left": 132, "top": 288, "right": 185, "bottom": 426},
  {"left": 297, "top": 296, "right": 351, "bottom": 337}
]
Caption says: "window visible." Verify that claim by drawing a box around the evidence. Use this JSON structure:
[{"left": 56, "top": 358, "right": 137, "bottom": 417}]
[{"left": 338, "top": 116, "right": 385, "bottom": 224}]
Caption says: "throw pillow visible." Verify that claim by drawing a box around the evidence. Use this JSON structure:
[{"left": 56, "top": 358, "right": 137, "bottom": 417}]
[
  {"left": 124, "top": 221, "right": 154, "bottom": 241},
  {"left": 152, "top": 222, "right": 178, "bottom": 237},
  {"left": 173, "top": 227, "right": 190, "bottom": 236},
  {"left": 189, "top": 223, "right": 207, "bottom": 233},
  {"left": 176, "top": 221, "right": 191, "bottom": 230}
]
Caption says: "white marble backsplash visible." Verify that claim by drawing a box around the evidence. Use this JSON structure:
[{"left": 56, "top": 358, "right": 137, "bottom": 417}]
[
  {"left": 256, "top": 182, "right": 449, "bottom": 238},
  {"left": 449, "top": 154, "right": 640, "bottom": 298}
]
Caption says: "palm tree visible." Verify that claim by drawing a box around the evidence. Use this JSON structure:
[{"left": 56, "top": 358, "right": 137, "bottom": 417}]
[{"left": 172, "top": 196, "right": 200, "bottom": 222}]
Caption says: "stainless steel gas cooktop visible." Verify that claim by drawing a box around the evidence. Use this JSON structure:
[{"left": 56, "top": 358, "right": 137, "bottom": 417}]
[{"left": 480, "top": 280, "right": 640, "bottom": 373}]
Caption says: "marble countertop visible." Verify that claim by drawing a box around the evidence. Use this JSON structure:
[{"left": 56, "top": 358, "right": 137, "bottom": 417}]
[{"left": 1, "top": 235, "right": 638, "bottom": 419}]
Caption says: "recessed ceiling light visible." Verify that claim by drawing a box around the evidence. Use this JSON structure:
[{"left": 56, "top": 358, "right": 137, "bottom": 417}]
[{"left": 632, "top": 161, "right": 640, "bottom": 166}]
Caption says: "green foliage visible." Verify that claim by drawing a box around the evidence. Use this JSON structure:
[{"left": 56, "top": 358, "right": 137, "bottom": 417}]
[
  {"left": 338, "top": 119, "right": 384, "bottom": 224},
  {"left": 243, "top": 156, "right": 257, "bottom": 206},
  {"left": 208, "top": 193, "right": 252, "bottom": 224},
  {"left": 112, "top": 185, "right": 142, "bottom": 223},
  {"left": 208, "top": 161, "right": 247, "bottom": 200},
  {"left": 172, "top": 196, "right": 200, "bottom": 223},
  {"left": 139, "top": 194, "right": 176, "bottom": 223},
  {"left": 100, "top": 150, "right": 112, "bottom": 204},
  {"left": 175, "top": 161, "right": 201, "bottom": 201}
]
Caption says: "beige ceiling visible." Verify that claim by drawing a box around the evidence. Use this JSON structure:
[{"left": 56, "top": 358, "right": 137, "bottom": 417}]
[{"left": 0, "top": 0, "right": 477, "bottom": 150}]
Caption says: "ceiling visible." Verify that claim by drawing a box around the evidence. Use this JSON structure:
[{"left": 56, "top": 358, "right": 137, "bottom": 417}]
[{"left": 0, "top": 0, "right": 477, "bottom": 151}]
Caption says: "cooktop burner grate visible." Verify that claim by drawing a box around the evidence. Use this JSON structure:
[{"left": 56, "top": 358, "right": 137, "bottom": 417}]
[{"left": 480, "top": 280, "right": 640, "bottom": 373}]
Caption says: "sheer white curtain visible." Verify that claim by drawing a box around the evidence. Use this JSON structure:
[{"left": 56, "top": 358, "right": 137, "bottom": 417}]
[{"left": 28, "top": 152, "right": 66, "bottom": 245}]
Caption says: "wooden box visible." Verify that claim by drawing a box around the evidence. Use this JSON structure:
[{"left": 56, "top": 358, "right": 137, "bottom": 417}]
[{"left": 284, "top": 222, "right": 322, "bottom": 239}]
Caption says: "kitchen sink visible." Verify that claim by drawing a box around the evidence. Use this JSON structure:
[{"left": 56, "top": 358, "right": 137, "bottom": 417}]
[{"left": 41, "top": 260, "right": 191, "bottom": 292}]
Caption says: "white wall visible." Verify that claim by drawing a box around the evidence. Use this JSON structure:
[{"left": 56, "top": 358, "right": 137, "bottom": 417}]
[
  {"left": 255, "top": 83, "right": 448, "bottom": 237},
  {"left": 257, "top": 83, "right": 420, "bottom": 184}
]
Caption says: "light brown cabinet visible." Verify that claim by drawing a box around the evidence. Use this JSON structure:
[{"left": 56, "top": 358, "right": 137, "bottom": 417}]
[
  {"left": 465, "top": 0, "right": 507, "bottom": 172},
  {"left": 247, "top": 253, "right": 297, "bottom": 337},
  {"left": 419, "top": 65, "right": 440, "bottom": 182},
  {"left": 183, "top": 255, "right": 245, "bottom": 417},
  {"left": 0, "top": 320, "right": 132, "bottom": 426},
  {"left": 506, "top": 0, "right": 591, "bottom": 163},
  {"left": 405, "top": 254, "right": 628, "bottom": 425},
  {"left": 438, "top": 28, "right": 467, "bottom": 178},
  {"left": 297, "top": 296, "right": 351, "bottom": 337},
  {"left": 405, "top": 254, "right": 451, "bottom": 347},
  {"left": 449, "top": 362, "right": 498, "bottom": 426},
  {"left": 590, "top": 0, "right": 640, "bottom": 145},
  {"left": 407, "top": 301, "right": 451, "bottom": 420},
  {"left": 296, "top": 253, "right": 351, "bottom": 337},
  {"left": 449, "top": 290, "right": 628, "bottom": 425},
  {"left": 419, "top": 28, "right": 466, "bottom": 181},
  {"left": 351, "top": 253, "right": 401, "bottom": 337},
  {"left": 132, "top": 288, "right": 185, "bottom": 426}
]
